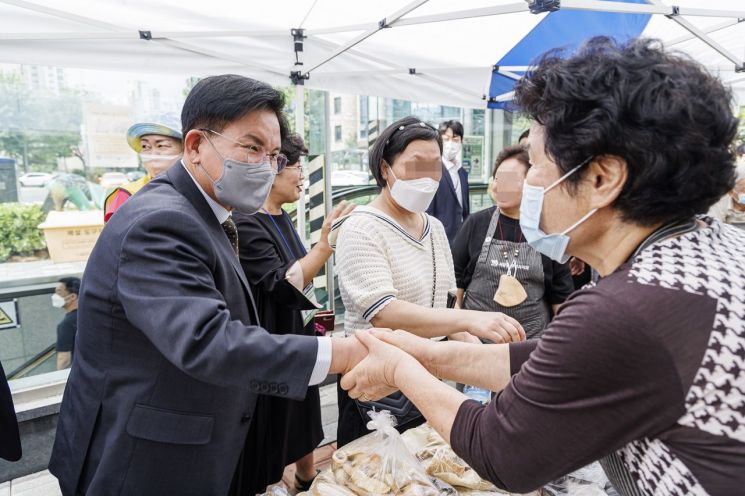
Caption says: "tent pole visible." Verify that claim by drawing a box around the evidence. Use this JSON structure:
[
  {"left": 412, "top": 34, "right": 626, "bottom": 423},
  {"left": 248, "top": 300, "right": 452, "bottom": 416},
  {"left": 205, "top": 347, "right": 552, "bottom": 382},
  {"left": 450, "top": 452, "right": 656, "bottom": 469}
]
[
  {"left": 484, "top": 108, "right": 493, "bottom": 184},
  {"left": 302, "top": 0, "right": 430, "bottom": 77},
  {"left": 295, "top": 84, "right": 307, "bottom": 245},
  {"left": 667, "top": 18, "right": 744, "bottom": 47},
  {"left": 664, "top": 16, "right": 744, "bottom": 69},
  {"left": 306, "top": 2, "right": 528, "bottom": 35},
  {"left": 648, "top": 0, "right": 744, "bottom": 70},
  {"left": 0, "top": 0, "right": 286, "bottom": 76},
  {"left": 323, "top": 91, "right": 335, "bottom": 312},
  {"left": 559, "top": 0, "right": 745, "bottom": 19}
]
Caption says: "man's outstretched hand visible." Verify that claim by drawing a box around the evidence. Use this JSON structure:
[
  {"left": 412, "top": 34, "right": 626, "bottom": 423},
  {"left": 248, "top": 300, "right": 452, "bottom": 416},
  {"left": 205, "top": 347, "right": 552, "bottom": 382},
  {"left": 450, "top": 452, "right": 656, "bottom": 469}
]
[{"left": 328, "top": 332, "right": 376, "bottom": 376}]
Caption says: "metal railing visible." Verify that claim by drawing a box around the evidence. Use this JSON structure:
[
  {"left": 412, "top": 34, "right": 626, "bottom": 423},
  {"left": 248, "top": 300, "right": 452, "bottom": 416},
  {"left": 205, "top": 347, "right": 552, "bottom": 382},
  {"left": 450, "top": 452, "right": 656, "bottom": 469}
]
[
  {"left": 7, "top": 343, "right": 57, "bottom": 380},
  {"left": 289, "top": 182, "right": 491, "bottom": 314}
]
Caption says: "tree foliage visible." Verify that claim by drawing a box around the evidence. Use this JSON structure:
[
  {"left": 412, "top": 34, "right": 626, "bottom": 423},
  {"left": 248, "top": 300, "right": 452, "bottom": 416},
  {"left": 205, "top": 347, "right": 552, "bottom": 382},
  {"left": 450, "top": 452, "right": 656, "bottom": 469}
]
[{"left": 0, "top": 72, "right": 84, "bottom": 172}]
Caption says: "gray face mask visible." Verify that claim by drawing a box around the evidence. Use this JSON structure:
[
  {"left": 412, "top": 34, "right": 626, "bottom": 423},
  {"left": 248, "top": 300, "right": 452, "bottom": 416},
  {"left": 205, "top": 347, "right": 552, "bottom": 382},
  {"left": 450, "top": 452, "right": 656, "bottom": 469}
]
[{"left": 200, "top": 137, "right": 277, "bottom": 215}]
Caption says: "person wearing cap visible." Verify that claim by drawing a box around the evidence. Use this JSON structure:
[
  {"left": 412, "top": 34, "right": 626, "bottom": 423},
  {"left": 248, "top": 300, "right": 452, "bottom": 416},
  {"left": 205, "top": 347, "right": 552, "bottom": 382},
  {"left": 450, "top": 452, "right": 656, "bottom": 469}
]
[{"left": 103, "top": 121, "right": 183, "bottom": 222}]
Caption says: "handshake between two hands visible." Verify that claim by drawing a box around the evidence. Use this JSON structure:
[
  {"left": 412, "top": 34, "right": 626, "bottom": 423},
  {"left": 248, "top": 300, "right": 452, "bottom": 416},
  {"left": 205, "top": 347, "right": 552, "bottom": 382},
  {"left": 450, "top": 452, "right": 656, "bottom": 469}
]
[
  {"left": 335, "top": 311, "right": 526, "bottom": 402},
  {"left": 335, "top": 328, "right": 431, "bottom": 403}
]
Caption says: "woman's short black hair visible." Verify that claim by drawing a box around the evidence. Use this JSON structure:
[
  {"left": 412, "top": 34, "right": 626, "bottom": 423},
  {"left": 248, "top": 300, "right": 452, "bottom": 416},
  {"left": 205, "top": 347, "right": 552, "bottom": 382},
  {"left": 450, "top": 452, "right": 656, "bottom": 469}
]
[
  {"left": 181, "top": 74, "right": 289, "bottom": 140},
  {"left": 515, "top": 36, "right": 738, "bottom": 227},
  {"left": 438, "top": 120, "right": 464, "bottom": 139},
  {"left": 369, "top": 116, "right": 442, "bottom": 188},
  {"left": 493, "top": 145, "right": 530, "bottom": 178},
  {"left": 282, "top": 133, "right": 308, "bottom": 166}
]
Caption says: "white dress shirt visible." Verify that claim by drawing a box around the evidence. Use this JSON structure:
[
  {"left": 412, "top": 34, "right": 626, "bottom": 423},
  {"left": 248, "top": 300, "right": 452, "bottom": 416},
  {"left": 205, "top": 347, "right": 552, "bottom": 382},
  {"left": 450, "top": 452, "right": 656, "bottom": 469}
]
[
  {"left": 181, "top": 162, "right": 332, "bottom": 385},
  {"left": 443, "top": 157, "right": 463, "bottom": 206}
]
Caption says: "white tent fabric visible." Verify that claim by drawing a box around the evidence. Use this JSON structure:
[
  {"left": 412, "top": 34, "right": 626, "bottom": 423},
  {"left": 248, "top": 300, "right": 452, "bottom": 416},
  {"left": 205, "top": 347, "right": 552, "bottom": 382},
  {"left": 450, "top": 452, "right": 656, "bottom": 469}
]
[{"left": 1, "top": 0, "right": 745, "bottom": 108}]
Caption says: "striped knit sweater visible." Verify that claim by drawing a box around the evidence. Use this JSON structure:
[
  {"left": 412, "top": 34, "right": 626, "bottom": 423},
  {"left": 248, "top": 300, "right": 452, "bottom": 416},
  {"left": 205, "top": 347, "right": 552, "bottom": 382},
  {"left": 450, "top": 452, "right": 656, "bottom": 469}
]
[{"left": 335, "top": 205, "right": 455, "bottom": 334}]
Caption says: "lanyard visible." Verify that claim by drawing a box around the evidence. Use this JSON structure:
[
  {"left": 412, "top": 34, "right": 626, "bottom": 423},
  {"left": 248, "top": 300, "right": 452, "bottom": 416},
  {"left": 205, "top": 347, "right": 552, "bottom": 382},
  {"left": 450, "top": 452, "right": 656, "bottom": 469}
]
[{"left": 262, "top": 209, "right": 307, "bottom": 259}]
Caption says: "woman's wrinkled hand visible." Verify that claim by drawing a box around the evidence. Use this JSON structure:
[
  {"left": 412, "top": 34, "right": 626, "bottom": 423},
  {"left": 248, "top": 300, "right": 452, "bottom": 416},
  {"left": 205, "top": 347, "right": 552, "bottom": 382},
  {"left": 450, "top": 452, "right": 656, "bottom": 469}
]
[
  {"left": 340, "top": 330, "right": 421, "bottom": 402},
  {"left": 465, "top": 311, "right": 525, "bottom": 343}
]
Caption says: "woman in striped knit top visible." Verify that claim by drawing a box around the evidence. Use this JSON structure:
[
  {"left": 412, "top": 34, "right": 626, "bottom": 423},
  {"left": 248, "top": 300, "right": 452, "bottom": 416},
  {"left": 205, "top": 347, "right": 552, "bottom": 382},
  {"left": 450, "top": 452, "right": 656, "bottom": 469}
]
[{"left": 332, "top": 116, "right": 525, "bottom": 446}]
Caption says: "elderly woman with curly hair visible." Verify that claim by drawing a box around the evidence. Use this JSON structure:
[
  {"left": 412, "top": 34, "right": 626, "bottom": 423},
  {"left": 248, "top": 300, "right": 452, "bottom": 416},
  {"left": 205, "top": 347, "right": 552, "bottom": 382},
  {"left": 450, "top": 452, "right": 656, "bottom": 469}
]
[{"left": 342, "top": 37, "right": 745, "bottom": 496}]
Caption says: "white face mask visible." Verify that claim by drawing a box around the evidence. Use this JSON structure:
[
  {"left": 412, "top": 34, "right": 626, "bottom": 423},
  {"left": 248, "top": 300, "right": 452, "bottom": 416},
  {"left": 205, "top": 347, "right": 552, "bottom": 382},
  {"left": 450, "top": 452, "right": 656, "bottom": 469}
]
[
  {"left": 139, "top": 153, "right": 180, "bottom": 177},
  {"left": 52, "top": 293, "right": 67, "bottom": 308},
  {"left": 387, "top": 166, "right": 439, "bottom": 213},
  {"left": 442, "top": 141, "right": 461, "bottom": 162},
  {"left": 519, "top": 159, "right": 596, "bottom": 263}
]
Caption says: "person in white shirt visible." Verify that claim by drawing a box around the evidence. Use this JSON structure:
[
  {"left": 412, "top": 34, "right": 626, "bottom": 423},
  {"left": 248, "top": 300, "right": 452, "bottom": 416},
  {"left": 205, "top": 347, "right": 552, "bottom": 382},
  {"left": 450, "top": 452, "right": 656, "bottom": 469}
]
[
  {"left": 708, "top": 162, "right": 745, "bottom": 230},
  {"left": 426, "top": 120, "right": 470, "bottom": 244},
  {"left": 332, "top": 116, "right": 524, "bottom": 446}
]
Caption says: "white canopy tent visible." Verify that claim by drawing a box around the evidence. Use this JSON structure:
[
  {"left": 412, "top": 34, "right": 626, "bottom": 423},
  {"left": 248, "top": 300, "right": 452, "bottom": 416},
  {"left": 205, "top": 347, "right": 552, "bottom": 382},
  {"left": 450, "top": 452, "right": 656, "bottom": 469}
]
[
  {"left": 2, "top": 0, "right": 744, "bottom": 306},
  {"left": 1, "top": 0, "right": 745, "bottom": 108}
]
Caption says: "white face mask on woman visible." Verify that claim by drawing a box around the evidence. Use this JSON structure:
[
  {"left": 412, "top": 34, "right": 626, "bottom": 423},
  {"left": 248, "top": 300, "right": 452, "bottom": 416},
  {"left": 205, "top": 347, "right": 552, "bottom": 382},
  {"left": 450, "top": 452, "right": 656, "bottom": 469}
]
[
  {"left": 519, "top": 159, "right": 596, "bottom": 263},
  {"left": 387, "top": 165, "right": 439, "bottom": 213}
]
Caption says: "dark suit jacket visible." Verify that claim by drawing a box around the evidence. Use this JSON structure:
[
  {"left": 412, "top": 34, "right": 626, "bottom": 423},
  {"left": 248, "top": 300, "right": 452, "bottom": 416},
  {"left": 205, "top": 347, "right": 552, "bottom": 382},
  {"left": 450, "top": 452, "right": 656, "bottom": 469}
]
[
  {"left": 0, "top": 360, "right": 21, "bottom": 462},
  {"left": 49, "top": 163, "right": 318, "bottom": 496},
  {"left": 427, "top": 163, "right": 470, "bottom": 244}
]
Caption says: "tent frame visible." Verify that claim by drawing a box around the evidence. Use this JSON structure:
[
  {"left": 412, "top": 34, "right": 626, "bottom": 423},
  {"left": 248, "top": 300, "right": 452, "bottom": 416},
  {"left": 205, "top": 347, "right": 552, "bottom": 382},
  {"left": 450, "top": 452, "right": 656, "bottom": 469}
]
[
  {"left": 3, "top": 0, "right": 744, "bottom": 80},
  {"left": 4, "top": 0, "right": 745, "bottom": 298}
]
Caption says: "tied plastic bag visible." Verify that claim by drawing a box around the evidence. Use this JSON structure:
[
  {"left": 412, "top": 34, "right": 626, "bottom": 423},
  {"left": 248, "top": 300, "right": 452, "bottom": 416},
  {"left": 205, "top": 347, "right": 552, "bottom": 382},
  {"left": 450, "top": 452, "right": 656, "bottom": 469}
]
[
  {"left": 259, "top": 486, "right": 290, "bottom": 496},
  {"left": 541, "top": 463, "right": 614, "bottom": 495},
  {"left": 307, "top": 410, "right": 455, "bottom": 495},
  {"left": 402, "top": 423, "right": 539, "bottom": 496}
]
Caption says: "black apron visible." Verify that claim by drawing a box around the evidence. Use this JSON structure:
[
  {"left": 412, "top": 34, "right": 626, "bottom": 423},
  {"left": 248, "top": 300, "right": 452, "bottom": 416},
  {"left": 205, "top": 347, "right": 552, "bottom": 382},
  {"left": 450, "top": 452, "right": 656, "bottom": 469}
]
[
  {"left": 598, "top": 218, "right": 699, "bottom": 496},
  {"left": 463, "top": 208, "right": 550, "bottom": 339}
]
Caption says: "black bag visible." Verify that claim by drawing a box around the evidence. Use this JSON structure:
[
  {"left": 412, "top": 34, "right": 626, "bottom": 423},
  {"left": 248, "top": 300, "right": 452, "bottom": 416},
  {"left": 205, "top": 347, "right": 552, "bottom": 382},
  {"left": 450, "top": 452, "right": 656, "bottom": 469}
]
[
  {"left": 355, "top": 390, "right": 423, "bottom": 427},
  {"left": 354, "top": 235, "right": 438, "bottom": 426}
]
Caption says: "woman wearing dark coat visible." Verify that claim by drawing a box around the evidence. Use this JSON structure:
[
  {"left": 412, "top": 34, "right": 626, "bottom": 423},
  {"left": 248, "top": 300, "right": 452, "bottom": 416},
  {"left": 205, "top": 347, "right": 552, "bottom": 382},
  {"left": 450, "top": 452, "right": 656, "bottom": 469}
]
[{"left": 233, "top": 134, "right": 354, "bottom": 494}]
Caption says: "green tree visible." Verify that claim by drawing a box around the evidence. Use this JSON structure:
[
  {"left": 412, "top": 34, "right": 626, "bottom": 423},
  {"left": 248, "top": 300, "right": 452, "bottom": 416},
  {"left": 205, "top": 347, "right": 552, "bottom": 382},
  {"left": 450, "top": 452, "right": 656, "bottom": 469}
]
[
  {"left": 0, "top": 72, "right": 83, "bottom": 173},
  {"left": 182, "top": 76, "right": 201, "bottom": 99},
  {"left": 277, "top": 86, "right": 326, "bottom": 156}
]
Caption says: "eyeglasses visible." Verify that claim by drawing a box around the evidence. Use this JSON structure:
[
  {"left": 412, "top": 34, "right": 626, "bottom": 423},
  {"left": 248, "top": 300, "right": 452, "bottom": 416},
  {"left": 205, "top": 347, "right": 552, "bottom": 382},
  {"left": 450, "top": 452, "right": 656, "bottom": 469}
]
[
  {"left": 199, "top": 128, "right": 288, "bottom": 172},
  {"left": 282, "top": 164, "right": 306, "bottom": 174}
]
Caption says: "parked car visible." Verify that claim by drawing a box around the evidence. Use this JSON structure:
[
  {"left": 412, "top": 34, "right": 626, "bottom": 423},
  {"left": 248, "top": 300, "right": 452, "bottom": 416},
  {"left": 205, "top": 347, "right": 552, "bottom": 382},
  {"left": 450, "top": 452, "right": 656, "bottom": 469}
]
[
  {"left": 126, "top": 171, "right": 146, "bottom": 182},
  {"left": 18, "top": 172, "right": 53, "bottom": 187},
  {"left": 99, "top": 172, "right": 128, "bottom": 189},
  {"left": 331, "top": 170, "right": 372, "bottom": 187}
]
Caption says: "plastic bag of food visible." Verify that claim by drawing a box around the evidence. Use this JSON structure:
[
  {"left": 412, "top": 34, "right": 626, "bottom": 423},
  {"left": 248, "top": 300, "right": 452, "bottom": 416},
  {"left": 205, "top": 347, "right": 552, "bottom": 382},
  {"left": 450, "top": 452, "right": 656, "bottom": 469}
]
[
  {"left": 541, "top": 462, "right": 613, "bottom": 495},
  {"left": 259, "top": 486, "right": 290, "bottom": 496},
  {"left": 402, "top": 423, "right": 498, "bottom": 492},
  {"left": 308, "top": 410, "right": 454, "bottom": 495},
  {"left": 402, "top": 423, "right": 541, "bottom": 496}
]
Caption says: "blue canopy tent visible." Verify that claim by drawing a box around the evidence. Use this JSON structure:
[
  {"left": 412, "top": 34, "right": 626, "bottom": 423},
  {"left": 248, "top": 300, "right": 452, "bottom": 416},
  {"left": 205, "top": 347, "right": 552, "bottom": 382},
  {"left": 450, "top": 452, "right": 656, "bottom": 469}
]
[{"left": 488, "top": 0, "right": 652, "bottom": 110}]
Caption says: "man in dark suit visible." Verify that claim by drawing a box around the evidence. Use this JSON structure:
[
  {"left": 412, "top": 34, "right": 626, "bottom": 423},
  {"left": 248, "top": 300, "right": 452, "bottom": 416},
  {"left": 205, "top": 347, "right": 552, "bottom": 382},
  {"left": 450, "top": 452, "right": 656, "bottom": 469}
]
[
  {"left": 49, "top": 75, "right": 366, "bottom": 496},
  {"left": 0, "top": 361, "right": 21, "bottom": 462},
  {"left": 426, "top": 120, "right": 470, "bottom": 244}
]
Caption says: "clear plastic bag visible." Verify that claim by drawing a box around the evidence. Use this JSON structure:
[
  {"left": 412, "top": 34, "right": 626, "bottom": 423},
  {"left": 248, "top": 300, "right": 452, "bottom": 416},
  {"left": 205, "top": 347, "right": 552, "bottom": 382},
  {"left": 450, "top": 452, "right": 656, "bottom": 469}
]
[
  {"left": 259, "top": 486, "right": 291, "bottom": 496},
  {"left": 402, "top": 423, "right": 542, "bottom": 496},
  {"left": 307, "top": 410, "right": 454, "bottom": 495},
  {"left": 402, "top": 423, "right": 501, "bottom": 493},
  {"left": 541, "top": 462, "right": 613, "bottom": 495}
]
